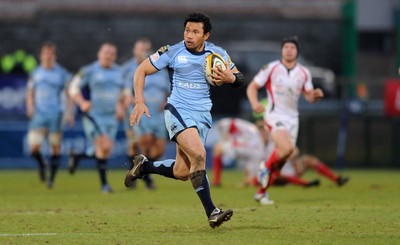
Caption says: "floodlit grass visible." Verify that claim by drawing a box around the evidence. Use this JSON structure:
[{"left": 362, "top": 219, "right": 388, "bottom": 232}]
[{"left": 0, "top": 169, "right": 399, "bottom": 244}]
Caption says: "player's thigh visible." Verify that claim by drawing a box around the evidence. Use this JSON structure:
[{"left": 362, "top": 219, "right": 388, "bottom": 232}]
[
  {"left": 28, "top": 113, "right": 48, "bottom": 146},
  {"left": 47, "top": 113, "right": 63, "bottom": 146},
  {"left": 27, "top": 129, "right": 47, "bottom": 147},
  {"left": 271, "top": 129, "right": 294, "bottom": 151},
  {"left": 266, "top": 116, "right": 298, "bottom": 145}
]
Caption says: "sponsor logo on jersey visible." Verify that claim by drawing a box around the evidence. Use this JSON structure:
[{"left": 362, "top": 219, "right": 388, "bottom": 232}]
[
  {"left": 177, "top": 55, "right": 188, "bottom": 63},
  {"left": 151, "top": 52, "right": 160, "bottom": 62},
  {"left": 157, "top": 45, "right": 168, "bottom": 55},
  {"left": 171, "top": 123, "right": 177, "bottom": 132},
  {"left": 178, "top": 82, "right": 201, "bottom": 89}
]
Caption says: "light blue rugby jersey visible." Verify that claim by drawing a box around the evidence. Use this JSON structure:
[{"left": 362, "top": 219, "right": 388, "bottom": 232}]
[
  {"left": 122, "top": 58, "right": 170, "bottom": 115},
  {"left": 149, "top": 41, "right": 235, "bottom": 112},
  {"left": 30, "top": 63, "right": 71, "bottom": 114},
  {"left": 79, "top": 61, "right": 124, "bottom": 117}
]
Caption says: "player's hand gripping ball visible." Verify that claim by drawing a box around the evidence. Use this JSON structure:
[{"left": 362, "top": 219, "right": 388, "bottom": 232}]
[{"left": 203, "top": 53, "right": 226, "bottom": 86}]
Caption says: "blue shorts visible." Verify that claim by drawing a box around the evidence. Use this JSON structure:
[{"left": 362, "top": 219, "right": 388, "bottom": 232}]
[
  {"left": 135, "top": 112, "right": 167, "bottom": 139},
  {"left": 29, "top": 112, "right": 62, "bottom": 132},
  {"left": 82, "top": 114, "right": 118, "bottom": 141},
  {"left": 164, "top": 103, "right": 212, "bottom": 144}
]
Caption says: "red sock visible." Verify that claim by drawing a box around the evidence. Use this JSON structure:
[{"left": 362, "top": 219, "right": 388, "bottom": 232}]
[
  {"left": 267, "top": 170, "right": 281, "bottom": 187},
  {"left": 281, "top": 176, "right": 309, "bottom": 186},
  {"left": 265, "top": 148, "right": 281, "bottom": 170},
  {"left": 257, "top": 186, "right": 266, "bottom": 195},
  {"left": 315, "top": 162, "right": 338, "bottom": 182},
  {"left": 212, "top": 155, "right": 223, "bottom": 185}
]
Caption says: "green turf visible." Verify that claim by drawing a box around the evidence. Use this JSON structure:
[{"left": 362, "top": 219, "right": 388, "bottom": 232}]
[{"left": 0, "top": 169, "right": 399, "bottom": 244}]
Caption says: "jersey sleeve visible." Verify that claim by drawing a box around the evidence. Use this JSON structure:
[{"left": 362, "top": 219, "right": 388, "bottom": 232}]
[
  {"left": 78, "top": 65, "right": 92, "bottom": 87},
  {"left": 210, "top": 44, "right": 235, "bottom": 70},
  {"left": 27, "top": 69, "right": 38, "bottom": 89},
  {"left": 149, "top": 45, "right": 170, "bottom": 70},
  {"left": 220, "top": 50, "right": 235, "bottom": 70},
  {"left": 253, "top": 64, "right": 272, "bottom": 87}
]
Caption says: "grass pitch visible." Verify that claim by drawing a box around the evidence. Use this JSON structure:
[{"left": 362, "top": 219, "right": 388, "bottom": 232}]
[{"left": 0, "top": 169, "right": 399, "bottom": 244}]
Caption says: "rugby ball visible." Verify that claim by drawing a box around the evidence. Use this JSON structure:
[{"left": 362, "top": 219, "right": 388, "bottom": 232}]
[{"left": 203, "top": 53, "right": 226, "bottom": 86}]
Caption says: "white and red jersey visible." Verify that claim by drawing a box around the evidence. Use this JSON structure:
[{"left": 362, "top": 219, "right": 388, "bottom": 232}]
[
  {"left": 216, "top": 118, "right": 267, "bottom": 176},
  {"left": 253, "top": 60, "right": 313, "bottom": 120},
  {"left": 217, "top": 118, "right": 263, "bottom": 150}
]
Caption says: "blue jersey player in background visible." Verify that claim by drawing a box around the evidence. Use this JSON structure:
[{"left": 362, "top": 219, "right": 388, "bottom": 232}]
[
  {"left": 69, "top": 42, "right": 125, "bottom": 193},
  {"left": 121, "top": 38, "right": 170, "bottom": 190},
  {"left": 26, "top": 42, "right": 73, "bottom": 189},
  {"left": 125, "top": 12, "right": 244, "bottom": 228}
]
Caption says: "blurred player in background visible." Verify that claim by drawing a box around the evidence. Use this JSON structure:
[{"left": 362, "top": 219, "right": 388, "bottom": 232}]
[
  {"left": 121, "top": 38, "right": 170, "bottom": 190},
  {"left": 247, "top": 36, "right": 324, "bottom": 204},
  {"left": 126, "top": 12, "right": 244, "bottom": 228},
  {"left": 68, "top": 42, "right": 125, "bottom": 193},
  {"left": 274, "top": 148, "right": 349, "bottom": 187},
  {"left": 211, "top": 118, "right": 272, "bottom": 187},
  {"left": 26, "top": 42, "right": 73, "bottom": 189}
]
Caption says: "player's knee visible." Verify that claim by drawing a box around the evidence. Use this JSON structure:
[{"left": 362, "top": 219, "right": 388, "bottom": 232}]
[
  {"left": 191, "top": 151, "right": 206, "bottom": 168},
  {"left": 98, "top": 137, "right": 113, "bottom": 153},
  {"left": 28, "top": 130, "right": 45, "bottom": 146},
  {"left": 281, "top": 145, "right": 295, "bottom": 159},
  {"left": 48, "top": 133, "right": 62, "bottom": 146}
]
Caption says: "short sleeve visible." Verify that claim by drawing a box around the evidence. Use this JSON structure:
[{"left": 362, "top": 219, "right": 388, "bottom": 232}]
[
  {"left": 253, "top": 64, "right": 271, "bottom": 87},
  {"left": 149, "top": 45, "right": 170, "bottom": 70}
]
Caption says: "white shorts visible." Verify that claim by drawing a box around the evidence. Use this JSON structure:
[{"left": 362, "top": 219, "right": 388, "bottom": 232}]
[{"left": 264, "top": 114, "right": 299, "bottom": 145}]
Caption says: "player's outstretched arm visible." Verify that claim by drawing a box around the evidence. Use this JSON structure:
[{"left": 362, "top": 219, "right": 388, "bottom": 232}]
[
  {"left": 68, "top": 74, "right": 91, "bottom": 112},
  {"left": 247, "top": 81, "right": 264, "bottom": 114},
  {"left": 130, "top": 58, "right": 157, "bottom": 126}
]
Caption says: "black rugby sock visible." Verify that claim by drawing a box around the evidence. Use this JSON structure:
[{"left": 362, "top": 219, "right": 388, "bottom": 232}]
[
  {"left": 141, "top": 159, "right": 176, "bottom": 179},
  {"left": 190, "top": 170, "right": 216, "bottom": 217},
  {"left": 96, "top": 158, "right": 108, "bottom": 186},
  {"left": 49, "top": 155, "right": 60, "bottom": 183}
]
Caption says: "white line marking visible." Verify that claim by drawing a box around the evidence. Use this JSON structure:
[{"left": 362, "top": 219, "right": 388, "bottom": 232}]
[{"left": 0, "top": 233, "right": 57, "bottom": 237}]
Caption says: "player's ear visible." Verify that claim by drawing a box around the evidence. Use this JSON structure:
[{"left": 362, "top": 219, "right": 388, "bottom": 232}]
[{"left": 203, "top": 32, "right": 210, "bottom": 40}]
